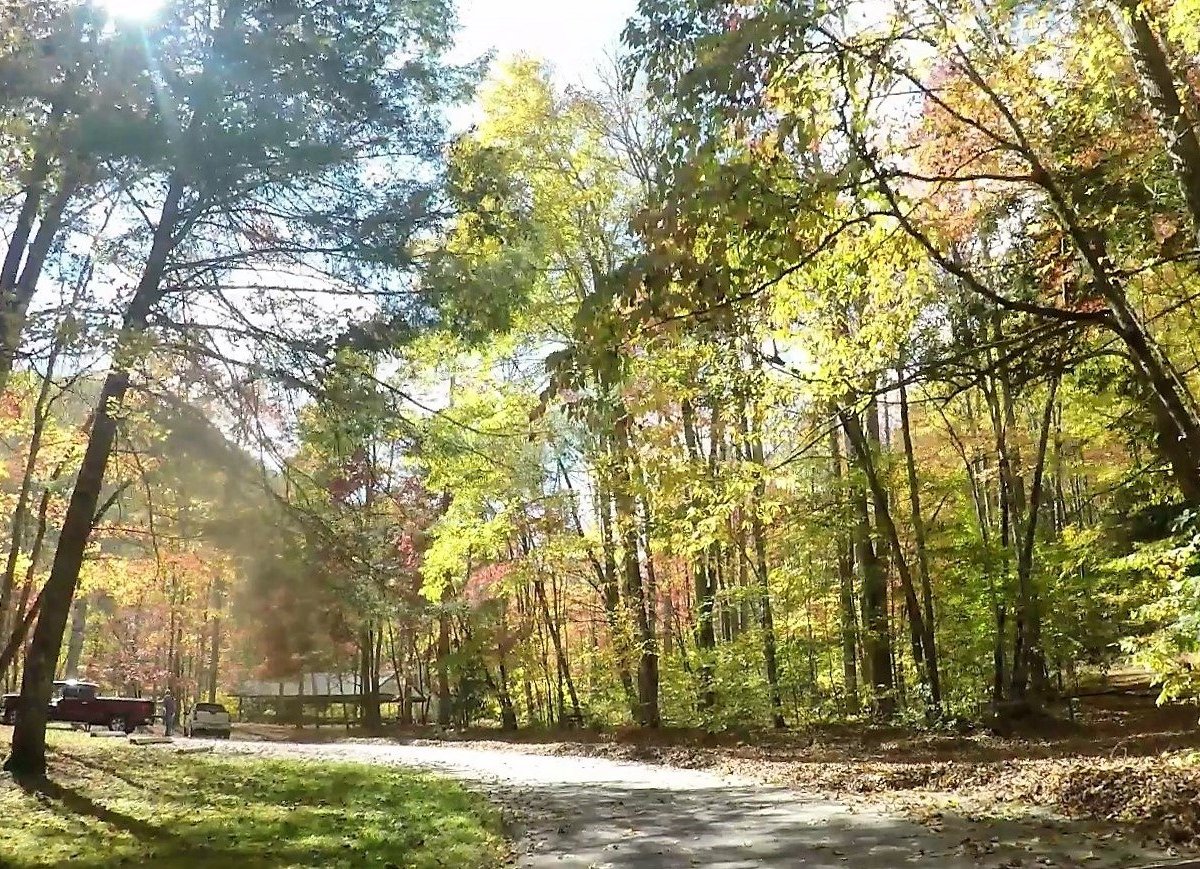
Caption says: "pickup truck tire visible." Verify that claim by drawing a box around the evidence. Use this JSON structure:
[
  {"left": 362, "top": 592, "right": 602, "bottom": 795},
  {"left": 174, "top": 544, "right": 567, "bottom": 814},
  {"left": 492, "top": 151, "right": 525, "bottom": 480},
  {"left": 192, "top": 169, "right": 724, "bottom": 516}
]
[
  {"left": 108, "top": 715, "right": 130, "bottom": 734},
  {"left": 2, "top": 708, "right": 15, "bottom": 726}
]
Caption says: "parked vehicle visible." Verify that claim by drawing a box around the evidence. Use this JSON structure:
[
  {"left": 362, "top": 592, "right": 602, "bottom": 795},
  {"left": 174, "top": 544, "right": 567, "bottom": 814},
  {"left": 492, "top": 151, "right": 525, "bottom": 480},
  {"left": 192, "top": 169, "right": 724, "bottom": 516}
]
[
  {"left": 0, "top": 680, "right": 154, "bottom": 734},
  {"left": 184, "top": 702, "right": 232, "bottom": 738}
]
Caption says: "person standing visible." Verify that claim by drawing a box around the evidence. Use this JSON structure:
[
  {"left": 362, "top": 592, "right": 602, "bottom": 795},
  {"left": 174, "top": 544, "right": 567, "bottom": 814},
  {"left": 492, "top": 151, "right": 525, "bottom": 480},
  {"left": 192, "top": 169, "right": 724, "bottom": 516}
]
[{"left": 162, "top": 689, "right": 177, "bottom": 736}]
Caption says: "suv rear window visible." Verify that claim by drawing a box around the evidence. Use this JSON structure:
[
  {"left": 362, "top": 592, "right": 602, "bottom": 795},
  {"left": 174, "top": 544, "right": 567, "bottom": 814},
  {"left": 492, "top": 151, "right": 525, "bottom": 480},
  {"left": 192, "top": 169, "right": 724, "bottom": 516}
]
[{"left": 195, "top": 703, "right": 227, "bottom": 714}]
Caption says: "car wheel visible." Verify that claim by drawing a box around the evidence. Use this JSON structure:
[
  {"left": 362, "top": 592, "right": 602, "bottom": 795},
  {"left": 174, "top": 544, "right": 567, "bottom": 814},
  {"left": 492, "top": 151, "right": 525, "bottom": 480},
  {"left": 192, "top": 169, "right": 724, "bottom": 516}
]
[
  {"left": 2, "top": 709, "right": 15, "bottom": 726},
  {"left": 108, "top": 715, "right": 127, "bottom": 733}
]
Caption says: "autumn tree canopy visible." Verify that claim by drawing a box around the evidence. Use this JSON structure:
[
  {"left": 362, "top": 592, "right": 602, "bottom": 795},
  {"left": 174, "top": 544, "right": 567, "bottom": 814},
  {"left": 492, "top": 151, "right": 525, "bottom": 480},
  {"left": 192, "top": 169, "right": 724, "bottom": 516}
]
[{"left": 3, "top": 0, "right": 1200, "bottom": 778}]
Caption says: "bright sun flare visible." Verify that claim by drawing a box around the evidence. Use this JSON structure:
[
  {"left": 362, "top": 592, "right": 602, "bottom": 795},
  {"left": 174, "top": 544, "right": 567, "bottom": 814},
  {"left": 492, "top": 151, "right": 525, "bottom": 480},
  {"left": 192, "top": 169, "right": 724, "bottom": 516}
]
[{"left": 96, "top": 0, "right": 164, "bottom": 22}]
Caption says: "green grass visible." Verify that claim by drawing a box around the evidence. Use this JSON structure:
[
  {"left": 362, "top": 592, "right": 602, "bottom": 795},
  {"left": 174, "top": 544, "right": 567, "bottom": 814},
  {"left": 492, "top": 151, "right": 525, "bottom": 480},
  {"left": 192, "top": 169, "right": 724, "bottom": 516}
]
[{"left": 0, "top": 729, "right": 507, "bottom": 868}]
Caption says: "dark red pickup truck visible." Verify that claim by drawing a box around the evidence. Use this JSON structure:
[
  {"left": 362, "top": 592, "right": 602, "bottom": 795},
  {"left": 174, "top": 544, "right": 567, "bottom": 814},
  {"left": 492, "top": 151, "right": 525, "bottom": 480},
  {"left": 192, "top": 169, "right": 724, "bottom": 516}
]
[{"left": 1, "top": 680, "right": 155, "bottom": 734}]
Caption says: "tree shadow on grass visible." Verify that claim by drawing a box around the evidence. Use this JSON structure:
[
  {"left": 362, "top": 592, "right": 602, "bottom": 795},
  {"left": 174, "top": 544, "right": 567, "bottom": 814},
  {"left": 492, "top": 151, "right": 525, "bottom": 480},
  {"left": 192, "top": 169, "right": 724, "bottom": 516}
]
[
  {"left": 51, "top": 747, "right": 149, "bottom": 792},
  {"left": 10, "top": 773, "right": 236, "bottom": 867},
  {"left": 16, "top": 774, "right": 184, "bottom": 843},
  {"left": 7, "top": 753, "right": 501, "bottom": 869}
]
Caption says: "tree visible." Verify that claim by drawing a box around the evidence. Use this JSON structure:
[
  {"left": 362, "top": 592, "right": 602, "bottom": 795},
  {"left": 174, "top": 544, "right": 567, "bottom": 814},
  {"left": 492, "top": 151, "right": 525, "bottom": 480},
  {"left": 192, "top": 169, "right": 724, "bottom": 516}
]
[
  {"left": 431, "top": 58, "right": 668, "bottom": 725},
  {"left": 5, "top": 0, "right": 466, "bottom": 776},
  {"left": 7, "top": 1, "right": 1198, "bottom": 748},
  {"left": 625, "top": 0, "right": 1200, "bottom": 505}
]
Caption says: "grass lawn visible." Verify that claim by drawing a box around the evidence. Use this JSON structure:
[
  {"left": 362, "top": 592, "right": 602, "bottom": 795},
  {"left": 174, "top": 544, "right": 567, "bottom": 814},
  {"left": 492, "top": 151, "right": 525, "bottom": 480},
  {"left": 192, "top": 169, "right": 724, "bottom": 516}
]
[{"left": 0, "top": 728, "right": 507, "bottom": 868}]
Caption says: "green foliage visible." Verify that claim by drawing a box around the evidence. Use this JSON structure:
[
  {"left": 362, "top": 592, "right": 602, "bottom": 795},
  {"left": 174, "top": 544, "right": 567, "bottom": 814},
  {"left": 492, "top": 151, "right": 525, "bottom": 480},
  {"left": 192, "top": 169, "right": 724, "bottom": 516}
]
[
  {"left": 15, "top": 0, "right": 1200, "bottom": 740},
  {"left": 1117, "top": 514, "right": 1200, "bottom": 704}
]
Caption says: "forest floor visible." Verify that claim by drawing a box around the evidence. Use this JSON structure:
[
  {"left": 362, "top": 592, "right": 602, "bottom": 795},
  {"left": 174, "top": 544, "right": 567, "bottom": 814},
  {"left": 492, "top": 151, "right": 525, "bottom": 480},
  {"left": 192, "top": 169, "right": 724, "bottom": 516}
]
[
  {"left": 0, "top": 728, "right": 505, "bottom": 868},
  {"left": 477, "top": 692, "right": 1200, "bottom": 856},
  {"left": 223, "top": 686, "right": 1200, "bottom": 867},
  {"left": 193, "top": 723, "right": 1193, "bottom": 868}
]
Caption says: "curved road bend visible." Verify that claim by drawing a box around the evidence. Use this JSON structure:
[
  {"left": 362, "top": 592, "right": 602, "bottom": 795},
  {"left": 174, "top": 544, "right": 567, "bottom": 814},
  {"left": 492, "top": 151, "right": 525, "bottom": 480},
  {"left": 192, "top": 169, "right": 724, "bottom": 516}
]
[{"left": 185, "top": 737, "right": 1184, "bottom": 869}]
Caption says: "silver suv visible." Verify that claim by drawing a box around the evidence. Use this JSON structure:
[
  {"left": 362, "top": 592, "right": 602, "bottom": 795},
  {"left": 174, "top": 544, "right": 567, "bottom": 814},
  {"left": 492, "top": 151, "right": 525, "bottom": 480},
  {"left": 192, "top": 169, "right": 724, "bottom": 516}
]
[{"left": 184, "top": 702, "right": 232, "bottom": 738}]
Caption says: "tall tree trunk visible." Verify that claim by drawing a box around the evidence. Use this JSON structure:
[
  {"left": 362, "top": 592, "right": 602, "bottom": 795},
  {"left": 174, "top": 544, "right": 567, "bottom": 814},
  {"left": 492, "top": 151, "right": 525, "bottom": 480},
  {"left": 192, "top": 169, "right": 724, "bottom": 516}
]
[
  {"left": 1051, "top": 404, "right": 1069, "bottom": 533},
  {"left": 208, "top": 615, "right": 222, "bottom": 704},
  {"left": 999, "top": 367, "right": 1028, "bottom": 527},
  {"left": 1011, "top": 374, "right": 1061, "bottom": 703},
  {"left": 734, "top": 517, "right": 753, "bottom": 638},
  {"left": 870, "top": 84, "right": 1200, "bottom": 505},
  {"left": 5, "top": 176, "right": 183, "bottom": 777},
  {"left": 0, "top": 78, "right": 79, "bottom": 386},
  {"left": 0, "top": 175, "right": 78, "bottom": 390},
  {"left": 1058, "top": 225, "right": 1200, "bottom": 502},
  {"left": 64, "top": 596, "right": 88, "bottom": 678},
  {"left": 359, "top": 625, "right": 382, "bottom": 730},
  {"left": 995, "top": 365, "right": 1036, "bottom": 701},
  {"left": 522, "top": 676, "right": 537, "bottom": 726},
  {"left": 897, "top": 371, "right": 942, "bottom": 709},
  {"left": 830, "top": 416, "right": 861, "bottom": 714},
  {"left": 436, "top": 585, "right": 452, "bottom": 727},
  {"left": 532, "top": 569, "right": 582, "bottom": 721},
  {"left": 166, "top": 594, "right": 179, "bottom": 688},
  {"left": 559, "top": 457, "right": 636, "bottom": 714},
  {"left": 853, "top": 483, "right": 894, "bottom": 718},
  {"left": 742, "top": 397, "right": 785, "bottom": 728},
  {"left": 496, "top": 660, "right": 518, "bottom": 731},
  {"left": 636, "top": 492, "right": 660, "bottom": 722},
  {"left": 0, "top": 485, "right": 54, "bottom": 688},
  {"left": 984, "top": 348, "right": 1022, "bottom": 705},
  {"left": 668, "top": 597, "right": 693, "bottom": 675},
  {"left": 681, "top": 397, "right": 716, "bottom": 712},
  {"left": 0, "top": 319, "right": 69, "bottom": 641},
  {"left": 389, "top": 623, "right": 412, "bottom": 726},
  {"left": 841, "top": 408, "right": 935, "bottom": 707},
  {"left": 595, "top": 473, "right": 639, "bottom": 719},
  {"left": 0, "top": 154, "right": 51, "bottom": 290},
  {"left": 613, "top": 412, "right": 658, "bottom": 727},
  {"left": 1108, "top": 0, "right": 1200, "bottom": 246},
  {"left": 992, "top": 603, "right": 1008, "bottom": 705},
  {"left": 207, "top": 580, "right": 223, "bottom": 704},
  {"left": 984, "top": 318, "right": 1028, "bottom": 705},
  {"left": 0, "top": 144, "right": 57, "bottom": 393},
  {"left": 0, "top": 591, "right": 42, "bottom": 688},
  {"left": 845, "top": 407, "right": 895, "bottom": 718}
]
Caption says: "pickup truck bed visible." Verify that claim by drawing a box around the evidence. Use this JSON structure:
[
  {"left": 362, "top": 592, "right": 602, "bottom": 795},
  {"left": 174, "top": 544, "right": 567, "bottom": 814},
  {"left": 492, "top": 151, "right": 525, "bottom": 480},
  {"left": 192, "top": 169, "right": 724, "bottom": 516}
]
[{"left": 1, "top": 681, "right": 155, "bottom": 734}]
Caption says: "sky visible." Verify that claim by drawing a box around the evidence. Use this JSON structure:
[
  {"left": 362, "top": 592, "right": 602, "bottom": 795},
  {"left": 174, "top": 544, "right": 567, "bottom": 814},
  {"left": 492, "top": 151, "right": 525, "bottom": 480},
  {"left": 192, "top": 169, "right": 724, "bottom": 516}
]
[{"left": 451, "top": 0, "right": 639, "bottom": 87}]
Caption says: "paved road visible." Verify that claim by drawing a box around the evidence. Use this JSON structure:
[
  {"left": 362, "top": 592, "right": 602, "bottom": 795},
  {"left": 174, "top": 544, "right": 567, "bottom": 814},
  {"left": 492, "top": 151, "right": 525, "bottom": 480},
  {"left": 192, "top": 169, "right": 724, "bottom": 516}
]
[{"left": 182, "top": 736, "right": 1181, "bottom": 868}]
